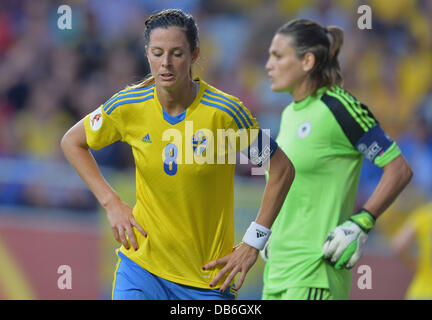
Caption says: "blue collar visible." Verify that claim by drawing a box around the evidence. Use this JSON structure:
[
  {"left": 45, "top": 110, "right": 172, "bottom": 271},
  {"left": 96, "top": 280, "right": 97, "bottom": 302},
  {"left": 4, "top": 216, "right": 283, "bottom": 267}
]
[{"left": 162, "top": 107, "right": 187, "bottom": 125}]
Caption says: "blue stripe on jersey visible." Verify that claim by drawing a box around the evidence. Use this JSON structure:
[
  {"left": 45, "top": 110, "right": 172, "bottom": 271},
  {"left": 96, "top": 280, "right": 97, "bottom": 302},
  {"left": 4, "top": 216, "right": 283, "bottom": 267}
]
[
  {"left": 115, "top": 84, "right": 155, "bottom": 97},
  {"left": 204, "top": 89, "right": 253, "bottom": 127},
  {"left": 202, "top": 94, "right": 249, "bottom": 129},
  {"left": 103, "top": 86, "right": 155, "bottom": 112},
  {"left": 104, "top": 90, "right": 154, "bottom": 113},
  {"left": 200, "top": 100, "right": 243, "bottom": 129},
  {"left": 107, "top": 95, "right": 154, "bottom": 115}
]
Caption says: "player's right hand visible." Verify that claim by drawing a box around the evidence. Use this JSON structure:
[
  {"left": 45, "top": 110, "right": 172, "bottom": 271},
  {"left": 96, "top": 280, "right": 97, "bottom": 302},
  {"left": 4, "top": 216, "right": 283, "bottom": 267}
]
[
  {"left": 105, "top": 198, "right": 147, "bottom": 251},
  {"left": 203, "top": 242, "right": 259, "bottom": 293}
]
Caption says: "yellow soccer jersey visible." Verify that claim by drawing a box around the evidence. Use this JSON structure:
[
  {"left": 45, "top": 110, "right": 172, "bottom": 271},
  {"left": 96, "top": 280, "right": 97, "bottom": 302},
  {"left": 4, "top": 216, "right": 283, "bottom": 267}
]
[
  {"left": 405, "top": 204, "right": 432, "bottom": 299},
  {"left": 83, "top": 78, "right": 260, "bottom": 288}
]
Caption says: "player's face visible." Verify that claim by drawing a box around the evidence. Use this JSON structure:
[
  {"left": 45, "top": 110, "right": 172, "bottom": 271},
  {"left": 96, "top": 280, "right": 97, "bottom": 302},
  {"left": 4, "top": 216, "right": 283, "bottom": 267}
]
[
  {"left": 266, "top": 34, "right": 307, "bottom": 93},
  {"left": 146, "top": 26, "right": 199, "bottom": 90}
]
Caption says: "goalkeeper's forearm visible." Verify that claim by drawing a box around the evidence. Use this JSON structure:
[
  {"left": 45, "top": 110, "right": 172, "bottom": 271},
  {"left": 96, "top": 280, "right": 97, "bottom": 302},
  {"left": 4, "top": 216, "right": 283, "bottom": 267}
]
[{"left": 362, "top": 155, "right": 412, "bottom": 219}]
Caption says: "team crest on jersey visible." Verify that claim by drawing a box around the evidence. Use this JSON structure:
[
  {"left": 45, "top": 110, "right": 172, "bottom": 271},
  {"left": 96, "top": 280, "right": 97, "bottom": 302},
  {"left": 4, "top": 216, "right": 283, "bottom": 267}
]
[
  {"left": 89, "top": 106, "right": 103, "bottom": 131},
  {"left": 192, "top": 130, "right": 208, "bottom": 155},
  {"left": 297, "top": 121, "right": 312, "bottom": 138}
]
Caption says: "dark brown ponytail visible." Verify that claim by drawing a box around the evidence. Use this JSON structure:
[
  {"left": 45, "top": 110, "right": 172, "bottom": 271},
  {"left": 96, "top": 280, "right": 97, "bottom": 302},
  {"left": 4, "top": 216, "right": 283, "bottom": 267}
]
[
  {"left": 324, "top": 25, "right": 344, "bottom": 87},
  {"left": 277, "top": 19, "right": 344, "bottom": 93}
]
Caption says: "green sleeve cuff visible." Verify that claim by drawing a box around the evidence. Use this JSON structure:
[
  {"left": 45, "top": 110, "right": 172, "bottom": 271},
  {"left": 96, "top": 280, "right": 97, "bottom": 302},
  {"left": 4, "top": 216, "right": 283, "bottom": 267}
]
[{"left": 374, "top": 142, "right": 401, "bottom": 167}]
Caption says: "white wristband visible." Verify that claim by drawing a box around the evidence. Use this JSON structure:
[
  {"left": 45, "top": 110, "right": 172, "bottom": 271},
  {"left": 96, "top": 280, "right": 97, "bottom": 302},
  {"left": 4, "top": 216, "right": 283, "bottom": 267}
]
[{"left": 242, "top": 221, "right": 272, "bottom": 250}]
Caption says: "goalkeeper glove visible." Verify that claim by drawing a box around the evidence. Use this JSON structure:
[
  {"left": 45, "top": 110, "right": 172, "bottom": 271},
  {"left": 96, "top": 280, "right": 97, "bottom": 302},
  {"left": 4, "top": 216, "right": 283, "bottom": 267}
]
[{"left": 322, "top": 209, "right": 376, "bottom": 270}]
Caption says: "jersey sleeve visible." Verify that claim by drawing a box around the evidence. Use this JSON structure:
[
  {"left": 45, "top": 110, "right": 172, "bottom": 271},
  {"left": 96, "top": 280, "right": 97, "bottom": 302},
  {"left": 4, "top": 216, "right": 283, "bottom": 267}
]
[
  {"left": 83, "top": 104, "right": 123, "bottom": 150},
  {"left": 322, "top": 87, "right": 401, "bottom": 167}
]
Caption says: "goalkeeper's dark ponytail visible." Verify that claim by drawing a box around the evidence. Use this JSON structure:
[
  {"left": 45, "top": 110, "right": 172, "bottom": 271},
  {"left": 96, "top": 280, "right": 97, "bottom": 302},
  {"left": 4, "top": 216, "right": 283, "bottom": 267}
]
[{"left": 277, "top": 19, "right": 344, "bottom": 93}]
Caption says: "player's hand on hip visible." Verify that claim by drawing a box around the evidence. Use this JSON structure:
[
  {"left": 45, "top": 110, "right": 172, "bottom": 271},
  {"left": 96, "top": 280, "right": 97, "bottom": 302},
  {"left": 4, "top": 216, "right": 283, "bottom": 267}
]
[
  {"left": 105, "top": 198, "right": 147, "bottom": 251},
  {"left": 202, "top": 242, "right": 259, "bottom": 293},
  {"left": 322, "top": 209, "right": 375, "bottom": 269}
]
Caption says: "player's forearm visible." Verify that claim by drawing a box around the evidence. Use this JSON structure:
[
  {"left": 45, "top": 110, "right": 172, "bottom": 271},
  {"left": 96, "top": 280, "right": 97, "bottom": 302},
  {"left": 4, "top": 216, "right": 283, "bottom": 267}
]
[
  {"left": 61, "top": 123, "right": 120, "bottom": 209},
  {"left": 363, "top": 155, "right": 412, "bottom": 219},
  {"left": 255, "top": 148, "right": 295, "bottom": 228}
]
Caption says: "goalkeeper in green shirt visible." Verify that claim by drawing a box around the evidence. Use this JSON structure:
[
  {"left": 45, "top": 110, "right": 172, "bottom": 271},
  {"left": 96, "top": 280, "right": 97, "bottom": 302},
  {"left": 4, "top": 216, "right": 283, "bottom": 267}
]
[{"left": 261, "top": 19, "right": 413, "bottom": 300}]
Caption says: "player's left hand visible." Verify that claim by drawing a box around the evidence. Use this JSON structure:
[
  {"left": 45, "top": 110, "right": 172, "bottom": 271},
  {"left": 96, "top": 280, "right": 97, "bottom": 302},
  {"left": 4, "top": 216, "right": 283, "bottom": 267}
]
[
  {"left": 322, "top": 209, "right": 376, "bottom": 270},
  {"left": 202, "top": 242, "right": 259, "bottom": 293}
]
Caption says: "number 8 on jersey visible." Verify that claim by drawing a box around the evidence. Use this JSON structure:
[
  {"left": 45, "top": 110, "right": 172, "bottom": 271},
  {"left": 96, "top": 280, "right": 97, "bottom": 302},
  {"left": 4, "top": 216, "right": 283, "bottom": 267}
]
[{"left": 164, "top": 143, "right": 178, "bottom": 176}]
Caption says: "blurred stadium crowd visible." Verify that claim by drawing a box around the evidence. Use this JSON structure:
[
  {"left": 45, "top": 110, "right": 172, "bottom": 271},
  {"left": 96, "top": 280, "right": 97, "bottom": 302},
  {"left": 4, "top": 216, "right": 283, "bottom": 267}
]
[{"left": 0, "top": 0, "right": 431, "bottom": 234}]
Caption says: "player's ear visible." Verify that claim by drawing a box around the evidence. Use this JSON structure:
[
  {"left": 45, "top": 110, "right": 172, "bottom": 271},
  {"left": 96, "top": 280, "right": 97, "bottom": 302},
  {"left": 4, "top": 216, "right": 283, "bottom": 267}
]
[
  {"left": 191, "top": 47, "right": 200, "bottom": 64},
  {"left": 302, "top": 52, "right": 315, "bottom": 73},
  {"left": 145, "top": 45, "right": 149, "bottom": 58}
]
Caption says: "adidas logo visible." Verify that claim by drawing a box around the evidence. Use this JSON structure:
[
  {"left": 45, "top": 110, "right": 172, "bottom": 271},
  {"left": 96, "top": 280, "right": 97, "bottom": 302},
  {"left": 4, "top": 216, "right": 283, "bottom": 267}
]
[
  {"left": 142, "top": 133, "right": 152, "bottom": 143},
  {"left": 256, "top": 230, "right": 267, "bottom": 238},
  {"left": 343, "top": 230, "right": 354, "bottom": 236}
]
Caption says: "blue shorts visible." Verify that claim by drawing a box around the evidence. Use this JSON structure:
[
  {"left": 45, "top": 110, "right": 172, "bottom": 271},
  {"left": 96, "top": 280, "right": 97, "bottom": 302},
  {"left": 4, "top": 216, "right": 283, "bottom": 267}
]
[{"left": 112, "top": 251, "right": 237, "bottom": 300}]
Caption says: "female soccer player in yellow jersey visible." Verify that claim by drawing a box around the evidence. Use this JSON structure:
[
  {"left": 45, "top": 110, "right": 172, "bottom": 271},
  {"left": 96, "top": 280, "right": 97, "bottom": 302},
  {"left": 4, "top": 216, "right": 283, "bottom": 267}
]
[
  {"left": 392, "top": 202, "right": 432, "bottom": 300},
  {"left": 261, "top": 19, "right": 412, "bottom": 300},
  {"left": 60, "top": 9, "right": 295, "bottom": 300}
]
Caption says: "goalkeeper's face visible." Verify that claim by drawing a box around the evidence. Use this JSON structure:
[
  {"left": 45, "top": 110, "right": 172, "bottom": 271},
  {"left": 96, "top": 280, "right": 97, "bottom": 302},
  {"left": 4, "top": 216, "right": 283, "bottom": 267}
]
[
  {"left": 265, "top": 34, "right": 310, "bottom": 93},
  {"left": 145, "top": 26, "right": 199, "bottom": 90}
]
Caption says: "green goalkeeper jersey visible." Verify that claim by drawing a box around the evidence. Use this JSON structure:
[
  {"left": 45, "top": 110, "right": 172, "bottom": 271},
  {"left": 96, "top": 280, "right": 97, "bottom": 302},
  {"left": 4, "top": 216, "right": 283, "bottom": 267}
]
[{"left": 263, "top": 86, "right": 401, "bottom": 299}]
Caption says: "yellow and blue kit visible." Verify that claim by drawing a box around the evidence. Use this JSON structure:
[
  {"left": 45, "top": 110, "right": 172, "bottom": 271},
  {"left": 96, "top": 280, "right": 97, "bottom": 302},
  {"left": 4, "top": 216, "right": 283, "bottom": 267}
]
[
  {"left": 84, "top": 78, "right": 277, "bottom": 299},
  {"left": 405, "top": 204, "right": 432, "bottom": 300}
]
